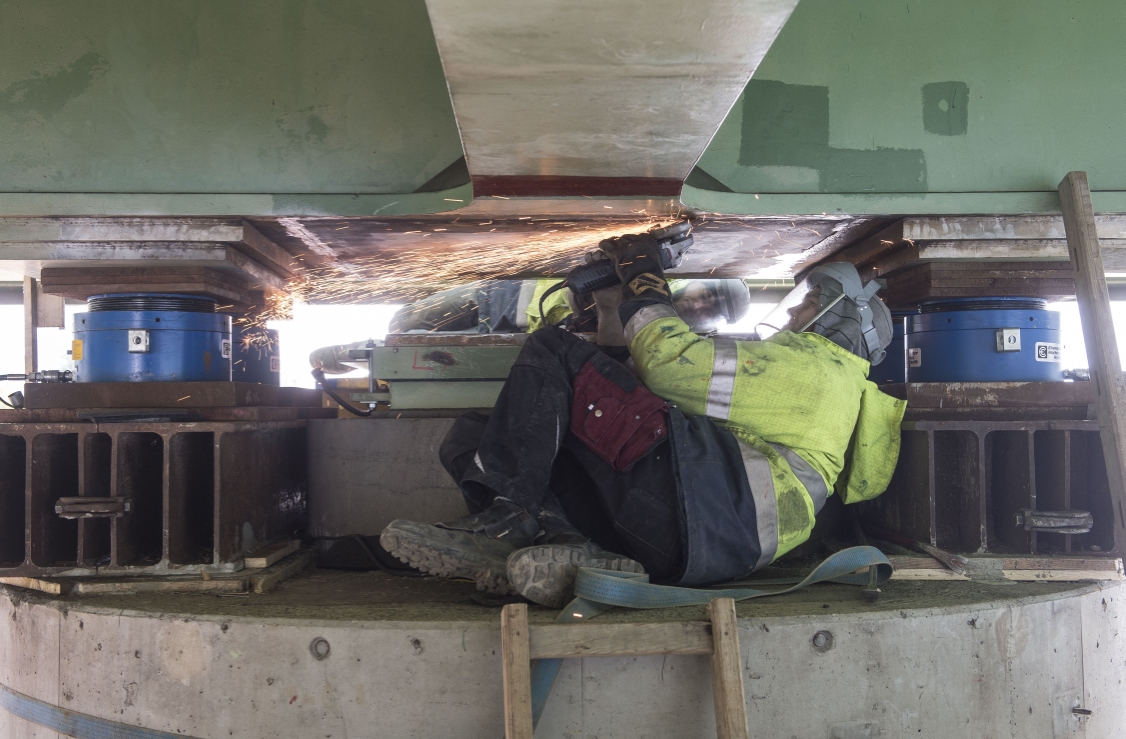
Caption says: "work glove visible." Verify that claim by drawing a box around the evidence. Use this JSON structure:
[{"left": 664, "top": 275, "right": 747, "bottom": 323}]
[{"left": 598, "top": 232, "right": 672, "bottom": 305}]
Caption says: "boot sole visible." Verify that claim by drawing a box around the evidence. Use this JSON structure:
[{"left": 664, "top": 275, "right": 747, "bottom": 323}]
[
  {"left": 507, "top": 545, "right": 644, "bottom": 609},
  {"left": 380, "top": 523, "right": 516, "bottom": 596}
]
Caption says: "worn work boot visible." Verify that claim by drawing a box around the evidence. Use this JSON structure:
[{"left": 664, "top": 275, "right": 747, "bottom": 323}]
[
  {"left": 506, "top": 539, "right": 645, "bottom": 609},
  {"left": 380, "top": 500, "right": 539, "bottom": 595}
]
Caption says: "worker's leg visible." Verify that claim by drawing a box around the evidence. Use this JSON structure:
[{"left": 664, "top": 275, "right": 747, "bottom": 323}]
[
  {"left": 506, "top": 436, "right": 684, "bottom": 607},
  {"left": 438, "top": 325, "right": 636, "bottom": 514},
  {"left": 382, "top": 327, "right": 644, "bottom": 594}
]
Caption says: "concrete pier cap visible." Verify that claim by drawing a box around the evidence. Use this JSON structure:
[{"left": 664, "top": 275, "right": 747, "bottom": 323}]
[{"left": 0, "top": 575, "right": 1123, "bottom": 738}]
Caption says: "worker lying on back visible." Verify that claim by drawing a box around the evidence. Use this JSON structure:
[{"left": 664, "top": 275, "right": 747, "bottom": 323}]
[
  {"left": 307, "top": 277, "right": 752, "bottom": 374},
  {"left": 381, "top": 233, "right": 906, "bottom": 608}
]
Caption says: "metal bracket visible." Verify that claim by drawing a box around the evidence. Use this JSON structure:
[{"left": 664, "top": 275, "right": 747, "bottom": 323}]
[
  {"left": 127, "top": 329, "right": 150, "bottom": 353},
  {"left": 1016, "top": 509, "right": 1093, "bottom": 535},
  {"left": 55, "top": 497, "right": 132, "bottom": 519},
  {"left": 995, "top": 328, "right": 1021, "bottom": 352}
]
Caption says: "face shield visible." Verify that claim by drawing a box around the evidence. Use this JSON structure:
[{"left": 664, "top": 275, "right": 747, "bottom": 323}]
[
  {"left": 756, "top": 277, "right": 845, "bottom": 338},
  {"left": 756, "top": 263, "right": 891, "bottom": 365},
  {"left": 670, "top": 279, "right": 752, "bottom": 332}
]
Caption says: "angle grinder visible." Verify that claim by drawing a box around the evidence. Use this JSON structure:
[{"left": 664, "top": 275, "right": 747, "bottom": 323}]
[{"left": 538, "top": 220, "right": 694, "bottom": 324}]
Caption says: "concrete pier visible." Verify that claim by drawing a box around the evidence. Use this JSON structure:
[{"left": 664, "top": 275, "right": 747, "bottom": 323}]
[{"left": 0, "top": 570, "right": 1121, "bottom": 738}]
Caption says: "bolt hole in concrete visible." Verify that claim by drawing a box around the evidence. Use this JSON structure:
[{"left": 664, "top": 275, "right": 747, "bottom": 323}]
[
  {"left": 812, "top": 630, "right": 834, "bottom": 652},
  {"left": 310, "top": 637, "right": 331, "bottom": 660},
  {"left": 410, "top": 637, "right": 424, "bottom": 655}
]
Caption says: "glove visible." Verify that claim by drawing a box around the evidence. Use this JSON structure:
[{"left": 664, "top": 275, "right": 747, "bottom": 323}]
[{"left": 598, "top": 233, "right": 672, "bottom": 305}]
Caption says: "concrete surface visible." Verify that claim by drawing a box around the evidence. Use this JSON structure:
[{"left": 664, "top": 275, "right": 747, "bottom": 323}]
[
  {"left": 307, "top": 417, "right": 469, "bottom": 538},
  {"left": 0, "top": 568, "right": 1122, "bottom": 738}
]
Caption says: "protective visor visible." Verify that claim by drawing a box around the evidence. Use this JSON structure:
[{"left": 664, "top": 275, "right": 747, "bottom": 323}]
[{"left": 755, "top": 276, "right": 844, "bottom": 339}]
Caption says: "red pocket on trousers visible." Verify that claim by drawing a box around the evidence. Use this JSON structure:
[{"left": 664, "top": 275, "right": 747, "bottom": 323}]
[{"left": 570, "top": 361, "right": 669, "bottom": 472}]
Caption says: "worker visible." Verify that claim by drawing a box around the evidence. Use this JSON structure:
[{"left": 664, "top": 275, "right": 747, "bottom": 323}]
[
  {"left": 380, "top": 232, "right": 906, "bottom": 608},
  {"left": 309, "top": 276, "right": 751, "bottom": 373}
]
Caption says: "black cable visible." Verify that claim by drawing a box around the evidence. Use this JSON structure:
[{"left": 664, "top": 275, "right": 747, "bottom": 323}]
[
  {"left": 0, "top": 395, "right": 12, "bottom": 409},
  {"left": 311, "top": 368, "right": 373, "bottom": 417},
  {"left": 538, "top": 280, "right": 567, "bottom": 325}
]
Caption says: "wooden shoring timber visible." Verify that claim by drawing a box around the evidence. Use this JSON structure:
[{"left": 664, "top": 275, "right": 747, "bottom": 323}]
[
  {"left": 40, "top": 265, "right": 251, "bottom": 305},
  {"left": 500, "top": 597, "right": 749, "bottom": 739},
  {"left": 883, "top": 261, "right": 1076, "bottom": 306},
  {"left": 1059, "top": 171, "right": 1126, "bottom": 560}
]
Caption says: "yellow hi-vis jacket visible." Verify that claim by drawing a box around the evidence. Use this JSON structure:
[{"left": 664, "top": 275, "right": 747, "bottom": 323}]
[{"left": 624, "top": 304, "right": 907, "bottom": 566}]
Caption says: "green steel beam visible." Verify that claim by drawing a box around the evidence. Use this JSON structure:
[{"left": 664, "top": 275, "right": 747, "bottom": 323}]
[
  {"left": 690, "top": 0, "right": 1126, "bottom": 215},
  {"left": 0, "top": 0, "right": 467, "bottom": 216}
]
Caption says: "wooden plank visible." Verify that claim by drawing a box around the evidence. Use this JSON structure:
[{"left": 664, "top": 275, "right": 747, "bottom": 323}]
[
  {"left": 500, "top": 603, "right": 534, "bottom": 739},
  {"left": 707, "top": 598, "right": 749, "bottom": 739},
  {"left": 244, "top": 540, "right": 300, "bottom": 569},
  {"left": 1059, "top": 171, "right": 1126, "bottom": 559},
  {"left": 249, "top": 549, "right": 316, "bottom": 594},
  {"left": 1001, "top": 557, "right": 1122, "bottom": 571},
  {"left": 71, "top": 576, "right": 248, "bottom": 595},
  {"left": 24, "top": 381, "right": 281, "bottom": 410},
  {"left": 0, "top": 577, "right": 69, "bottom": 595},
  {"left": 1002, "top": 569, "right": 1125, "bottom": 582},
  {"left": 529, "top": 621, "right": 713, "bottom": 659},
  {"left": 35, "top": 287, "right": 64, "bottom": 329},
  {"left": 41, "top": 265, "right": 250, "bottom": 305},
  {"left": 902, "top": 214, "right": 1126, "bottom": 241},
  {"left": 237, "top": 220, "right": 298, "bottom": 279},
  {"left": 22, "top": 276, "right": 36, "bottom": 374},
  {"left": 887, "top": 556, "right": 946, "bottom": 569},
  {"left": 889, "top": 569, "right": 970, "bottom": 581}
]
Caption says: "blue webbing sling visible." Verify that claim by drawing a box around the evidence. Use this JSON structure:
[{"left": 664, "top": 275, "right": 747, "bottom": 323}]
[{"left": 530, "top": 545, "right": 893, "bottom": 727}]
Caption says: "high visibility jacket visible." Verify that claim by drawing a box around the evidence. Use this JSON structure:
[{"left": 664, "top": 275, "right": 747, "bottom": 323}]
[
  {"left": 525, "top": 278, "right": 704, "bottom": 332},
  {"left": 624, "top": 304, "right": 906, "bottom": 567},
  {"left": 526, "top": 279, "right": 572, "bottom": 332}
]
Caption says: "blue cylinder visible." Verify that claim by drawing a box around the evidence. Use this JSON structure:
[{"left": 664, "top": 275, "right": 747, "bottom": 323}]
[
  {"left": 867, "top": 310, "right": 916, "bottom": 385},
  {"left": 906, "top": 297, "right": 1064, "bottom": 383},
  {"left": 74, "top": 294, "right": 232, "bottom": 382}
]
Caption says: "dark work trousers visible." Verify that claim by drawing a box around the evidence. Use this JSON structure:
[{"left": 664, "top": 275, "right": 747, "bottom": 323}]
[{"left": 438, "top": 327, "right": 685, "bottom": 581}]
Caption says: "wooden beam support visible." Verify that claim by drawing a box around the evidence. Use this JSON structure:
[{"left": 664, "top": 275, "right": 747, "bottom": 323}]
[
  {"left": 1058, "top": 171, "right": 1126, "bottom": 556},
  {"left": 500, "top": 603, "right": 534, "bottom": 739},
  {"left": 707, "top": 598, "right": 750, "bottom": 739},
  {"left": 22, "top": 276, "right": 37, "bottom": 374}
]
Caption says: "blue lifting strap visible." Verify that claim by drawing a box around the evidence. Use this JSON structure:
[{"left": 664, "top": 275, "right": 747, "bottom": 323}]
[{"left": 530, "top": 545, "right": 893, "bottom": 727}]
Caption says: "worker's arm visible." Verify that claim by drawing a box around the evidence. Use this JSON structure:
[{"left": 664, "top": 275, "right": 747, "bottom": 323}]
[
  {"left": 599, "top": 232, "right": 720, "bottom": 413},
  {"left": 622, "top": 309, "right": 718, "bottom": 414}
]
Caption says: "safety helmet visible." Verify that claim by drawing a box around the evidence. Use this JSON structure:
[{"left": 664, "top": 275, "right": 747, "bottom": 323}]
[
  {"left": 756, "top": 263, "right": 893, "bottom": 365},
  {"left": 670, "top": 279, "right": 752, "bottom": 331}
]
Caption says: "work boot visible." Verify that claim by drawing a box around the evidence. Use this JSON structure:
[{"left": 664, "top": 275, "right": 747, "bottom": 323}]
[
  {"left": 506, "top": 538, "right": 645, "bottom": 609},
  {"left": 380, "top": 500, "right": 540, "bottom": 595}
]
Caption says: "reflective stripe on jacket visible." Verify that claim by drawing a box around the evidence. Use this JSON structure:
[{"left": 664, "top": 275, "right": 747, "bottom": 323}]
[{"left": 625, "top": 304, "right": 906, "bottom": 566}]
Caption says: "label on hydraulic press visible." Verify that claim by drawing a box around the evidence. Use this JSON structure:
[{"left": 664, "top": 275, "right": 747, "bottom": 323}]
[
  {"left": 1035, "top": 342, "right": 1062, "bottom": 362},
  {"left": 71, "top": 340, "right": 83, "bottom": 361},
  {"left": 270, "top": 355, "right": 281, "bottom": 373},
  {"left": 220, "top": 339, "right": 232, "bottom": 359},
  {"left": 908, "top": 347, "right": 922, "bottom": 367}
]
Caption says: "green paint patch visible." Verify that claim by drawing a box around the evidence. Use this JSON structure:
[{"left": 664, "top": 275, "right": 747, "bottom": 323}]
[
  {"left": 922, "top": 81, "right": 969, "bottom": 136},
  {"left": 276, "top": 106, "right": 333, "bottom": 146},
  {"left": 739, "top": 80, "right": 927, "bottom": 193},
  {"left": 0, "top": 51, "right": 108, "bottom": 119}
]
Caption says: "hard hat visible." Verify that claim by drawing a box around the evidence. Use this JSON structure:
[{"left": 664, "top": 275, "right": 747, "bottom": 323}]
[{"left": 756, "top": 263, "right": 893, "bottom": 365}]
